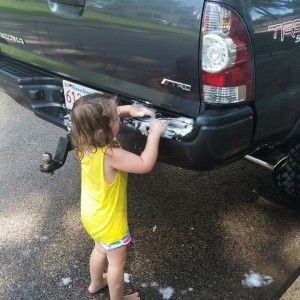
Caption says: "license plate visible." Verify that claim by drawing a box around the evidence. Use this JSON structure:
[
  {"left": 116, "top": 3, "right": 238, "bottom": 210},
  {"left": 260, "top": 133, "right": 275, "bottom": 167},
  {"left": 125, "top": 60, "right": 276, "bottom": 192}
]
[{"left": 63, "top": 80, "right": 102, "bottom": 110}]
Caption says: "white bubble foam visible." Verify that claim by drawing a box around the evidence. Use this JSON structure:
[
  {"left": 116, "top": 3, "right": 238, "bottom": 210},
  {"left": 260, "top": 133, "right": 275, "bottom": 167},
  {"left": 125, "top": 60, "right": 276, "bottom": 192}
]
[{"left": 242, "top": 271, "right": 273, "bottom": 288}]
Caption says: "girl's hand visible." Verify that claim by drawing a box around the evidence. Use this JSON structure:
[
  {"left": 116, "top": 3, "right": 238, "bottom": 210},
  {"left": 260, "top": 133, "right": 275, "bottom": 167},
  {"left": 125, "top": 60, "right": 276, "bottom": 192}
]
[
  {"left": 106, "top": 119, "right": 168, "bottom": 174},
  {"left": 148, "top": 120, "right": 168, "bottom": 137},
  {"left": 130, "top": 106, "right": 155, "bottom": 118}
]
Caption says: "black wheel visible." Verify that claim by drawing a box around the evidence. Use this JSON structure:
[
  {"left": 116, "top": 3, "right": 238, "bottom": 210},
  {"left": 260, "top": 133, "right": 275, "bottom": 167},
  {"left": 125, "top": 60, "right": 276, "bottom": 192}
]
[{"left": 273, "top": 143, "right": 300, "bottom": 208}]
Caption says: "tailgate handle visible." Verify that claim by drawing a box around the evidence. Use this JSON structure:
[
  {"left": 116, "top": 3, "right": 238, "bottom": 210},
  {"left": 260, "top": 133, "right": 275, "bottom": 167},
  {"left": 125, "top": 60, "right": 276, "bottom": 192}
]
[{"left": 48, "top": 0, "right": 85, "bottom": 18}]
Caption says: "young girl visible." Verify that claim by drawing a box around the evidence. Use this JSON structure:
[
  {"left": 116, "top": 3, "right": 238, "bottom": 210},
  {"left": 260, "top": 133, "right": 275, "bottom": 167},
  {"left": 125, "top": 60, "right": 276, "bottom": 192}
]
[{"left": 71, "top": 93, "right": 167, "bottom": 300}]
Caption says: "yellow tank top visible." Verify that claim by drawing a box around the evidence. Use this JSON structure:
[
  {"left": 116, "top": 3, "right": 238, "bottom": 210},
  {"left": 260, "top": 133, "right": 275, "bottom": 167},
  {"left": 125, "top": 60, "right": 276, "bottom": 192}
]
[{"left": 80, "top": 146, "right": 128, "bottom": 244}]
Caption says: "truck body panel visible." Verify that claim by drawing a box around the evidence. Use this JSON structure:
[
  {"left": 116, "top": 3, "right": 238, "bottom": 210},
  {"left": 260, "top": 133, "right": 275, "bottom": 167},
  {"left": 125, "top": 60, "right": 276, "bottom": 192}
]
[{"left": 248, "top": 0, "right": 300, "bottom": 146}]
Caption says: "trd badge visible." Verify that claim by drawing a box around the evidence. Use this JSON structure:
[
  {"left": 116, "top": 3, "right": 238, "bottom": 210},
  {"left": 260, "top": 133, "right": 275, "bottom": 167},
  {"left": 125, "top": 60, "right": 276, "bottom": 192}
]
[{"left": 161, "top": 78, "right": 191, "bottom": 92}]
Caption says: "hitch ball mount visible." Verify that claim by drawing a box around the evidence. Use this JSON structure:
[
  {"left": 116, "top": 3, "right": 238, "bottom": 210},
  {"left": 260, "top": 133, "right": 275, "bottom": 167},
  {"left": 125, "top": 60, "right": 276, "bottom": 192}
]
[{"left": 40, "top": 135, "right": 72, "bottom": 174}]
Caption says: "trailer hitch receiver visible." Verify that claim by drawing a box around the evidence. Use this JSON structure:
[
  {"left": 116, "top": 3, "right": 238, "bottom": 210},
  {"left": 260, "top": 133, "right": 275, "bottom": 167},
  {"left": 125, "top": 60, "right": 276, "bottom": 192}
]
[{"left": 40, "top": 135, "right": 72, "bottom": 174}]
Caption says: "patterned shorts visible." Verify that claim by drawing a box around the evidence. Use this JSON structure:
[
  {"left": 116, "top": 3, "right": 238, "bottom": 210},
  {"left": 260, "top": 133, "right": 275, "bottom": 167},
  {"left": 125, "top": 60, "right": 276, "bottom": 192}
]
[{"left": 99, "top": 231, "right": 131, "bottom": 250}]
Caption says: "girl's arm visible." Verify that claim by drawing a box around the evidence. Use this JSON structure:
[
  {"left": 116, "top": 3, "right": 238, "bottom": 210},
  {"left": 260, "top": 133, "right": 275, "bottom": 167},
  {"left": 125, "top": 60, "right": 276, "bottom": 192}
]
[
  {"left": 118, "top": 105, "right": 155, "bottom": 118},
  {"left": 106, "top": 120, "right": 167, "bottom": 174}
]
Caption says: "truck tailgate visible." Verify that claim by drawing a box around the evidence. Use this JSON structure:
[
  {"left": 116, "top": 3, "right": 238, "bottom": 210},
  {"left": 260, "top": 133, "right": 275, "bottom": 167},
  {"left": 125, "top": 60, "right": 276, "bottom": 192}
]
[{"left": 0, "top": 0, "right": 203, "bottom": 117}]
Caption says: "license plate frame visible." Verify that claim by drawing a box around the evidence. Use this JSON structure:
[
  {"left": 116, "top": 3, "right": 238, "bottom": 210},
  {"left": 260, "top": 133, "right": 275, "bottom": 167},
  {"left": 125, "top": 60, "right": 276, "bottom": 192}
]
[{"left": 63, "top": 80, "right": 102, "bottom": 110}]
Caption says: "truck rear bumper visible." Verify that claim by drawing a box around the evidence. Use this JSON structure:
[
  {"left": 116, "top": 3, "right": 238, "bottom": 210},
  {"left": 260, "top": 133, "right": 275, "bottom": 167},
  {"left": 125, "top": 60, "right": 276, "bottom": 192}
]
[
  {"left": 0, "top": 55, "right": 254, "bottom": 171},
  {"left": 119, "top": 105, "right": 254, "bottom": 170}
]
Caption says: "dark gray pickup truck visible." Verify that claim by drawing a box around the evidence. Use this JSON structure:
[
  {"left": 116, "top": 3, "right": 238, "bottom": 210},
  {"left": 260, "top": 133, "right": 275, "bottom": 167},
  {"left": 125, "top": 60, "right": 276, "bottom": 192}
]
[{"left": 0, "top": 0, "right": 300, "bottom": 206}]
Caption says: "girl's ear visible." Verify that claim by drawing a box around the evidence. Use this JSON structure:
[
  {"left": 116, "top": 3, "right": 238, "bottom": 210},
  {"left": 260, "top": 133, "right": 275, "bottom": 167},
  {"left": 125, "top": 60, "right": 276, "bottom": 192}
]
[
  {"left": 96, "top": 129, "right": 110, "bottom": 146},
  {"left": 96, "top": 129, "right": 103, "bottom": 138}
]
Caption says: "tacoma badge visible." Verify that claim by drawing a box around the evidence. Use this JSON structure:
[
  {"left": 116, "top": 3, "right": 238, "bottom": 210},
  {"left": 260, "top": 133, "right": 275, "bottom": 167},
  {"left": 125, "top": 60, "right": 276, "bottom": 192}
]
[{"left": 0, "top": 32, "right": 25, "bottom": 44}]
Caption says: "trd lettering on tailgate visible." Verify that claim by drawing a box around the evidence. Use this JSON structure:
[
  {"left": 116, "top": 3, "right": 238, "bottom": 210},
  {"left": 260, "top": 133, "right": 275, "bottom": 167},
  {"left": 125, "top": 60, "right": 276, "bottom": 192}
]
[{"left": 268, "top": 19, "right": 300, "bottom": 42}]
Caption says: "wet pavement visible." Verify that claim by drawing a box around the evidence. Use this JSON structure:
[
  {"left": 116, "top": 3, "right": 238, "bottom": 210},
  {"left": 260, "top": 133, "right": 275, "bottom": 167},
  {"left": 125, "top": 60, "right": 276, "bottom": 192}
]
[{"left": 0, "top": 92, "right": 299, "bottom": 300}]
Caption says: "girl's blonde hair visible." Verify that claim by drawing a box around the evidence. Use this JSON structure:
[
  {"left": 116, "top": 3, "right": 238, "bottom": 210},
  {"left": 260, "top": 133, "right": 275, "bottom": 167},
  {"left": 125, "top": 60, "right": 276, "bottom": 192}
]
[{"left": 71, "top": 93, "right": 119, "bottom": 160}]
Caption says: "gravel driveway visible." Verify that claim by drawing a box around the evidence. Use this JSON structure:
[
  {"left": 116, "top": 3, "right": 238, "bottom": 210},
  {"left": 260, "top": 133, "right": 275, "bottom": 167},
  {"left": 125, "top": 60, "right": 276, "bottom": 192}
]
[{"left": 0, "top": 92, "right": 299, "bottom": 300}]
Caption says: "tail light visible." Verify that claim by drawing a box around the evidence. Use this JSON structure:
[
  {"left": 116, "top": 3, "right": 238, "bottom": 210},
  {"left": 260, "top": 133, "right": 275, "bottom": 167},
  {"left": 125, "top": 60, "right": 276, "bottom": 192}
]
[{"left": 201, "top": 2, "right": 254, "bottom": 104}]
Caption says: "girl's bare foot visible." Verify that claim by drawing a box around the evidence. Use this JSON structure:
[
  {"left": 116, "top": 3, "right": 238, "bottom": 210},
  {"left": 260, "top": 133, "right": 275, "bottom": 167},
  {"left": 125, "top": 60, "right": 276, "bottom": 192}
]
[
  {"left": 123, "top": 292, "right": 140, "bottom": 299},
  {"left": 88, "top": 273, "right": 108, "bottom": 293}
]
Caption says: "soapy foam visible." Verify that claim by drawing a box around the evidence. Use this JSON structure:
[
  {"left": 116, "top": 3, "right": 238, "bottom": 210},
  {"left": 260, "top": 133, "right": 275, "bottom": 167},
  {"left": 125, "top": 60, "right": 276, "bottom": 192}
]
[
  {"left": 64, "top": 102, "right": 195, "bottom": 139},
  {"left": 159, "top": 287, "right": 174, "bottom": 299},
  {"left": 242, "top": 271, "right": 273, "bottom": 288},
  {"left": 123, "top": 116, "right": 194, "bottom": 140}
]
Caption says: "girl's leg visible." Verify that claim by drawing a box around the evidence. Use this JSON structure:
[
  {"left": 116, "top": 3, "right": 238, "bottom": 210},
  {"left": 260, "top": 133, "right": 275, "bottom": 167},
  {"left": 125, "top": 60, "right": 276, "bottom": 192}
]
[
  {"left": 106, "top": 245, "right": 140, "bottom": 300},
  {"left": 88, "top": 242, "right": 108, "bottom": 293}
]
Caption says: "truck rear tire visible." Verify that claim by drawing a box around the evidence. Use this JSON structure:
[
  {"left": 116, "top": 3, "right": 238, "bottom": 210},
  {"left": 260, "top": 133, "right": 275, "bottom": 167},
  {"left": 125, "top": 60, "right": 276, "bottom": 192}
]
[{"left": 273, "top": 143, "right": 300, "bottom": 208}]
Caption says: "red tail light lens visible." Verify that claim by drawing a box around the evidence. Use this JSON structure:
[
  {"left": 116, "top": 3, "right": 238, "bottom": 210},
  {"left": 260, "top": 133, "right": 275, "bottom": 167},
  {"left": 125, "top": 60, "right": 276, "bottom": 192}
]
[{"left": 201, "top": 2, "right": 254, "bottom": 104}]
